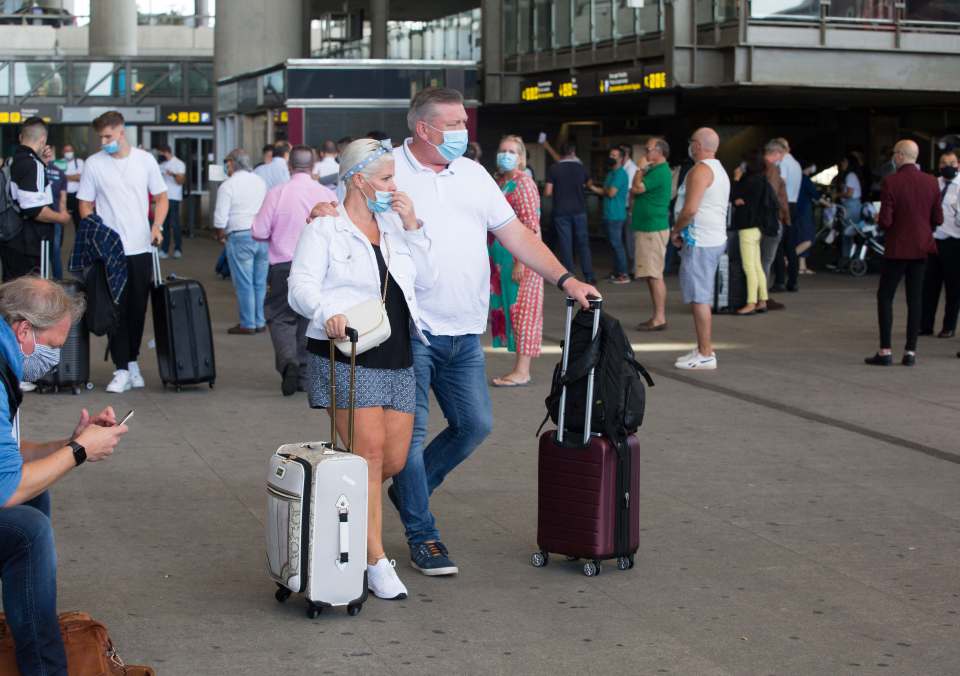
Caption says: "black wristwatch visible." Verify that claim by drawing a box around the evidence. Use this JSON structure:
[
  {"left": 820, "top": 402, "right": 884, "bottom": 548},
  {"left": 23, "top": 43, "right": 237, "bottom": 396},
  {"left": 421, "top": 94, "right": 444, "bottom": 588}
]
[
  {"left": 556, "top": 272, "right": 574, "bottom": 291},
  {"left": 69, "top": 440, "right": 87, "bottom": 466}
]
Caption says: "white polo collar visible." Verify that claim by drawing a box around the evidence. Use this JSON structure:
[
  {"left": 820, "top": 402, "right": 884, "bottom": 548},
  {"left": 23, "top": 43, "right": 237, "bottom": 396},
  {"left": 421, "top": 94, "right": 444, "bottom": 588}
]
[{"left": 400, "top": 138, "right": 456, "bottom": 176}]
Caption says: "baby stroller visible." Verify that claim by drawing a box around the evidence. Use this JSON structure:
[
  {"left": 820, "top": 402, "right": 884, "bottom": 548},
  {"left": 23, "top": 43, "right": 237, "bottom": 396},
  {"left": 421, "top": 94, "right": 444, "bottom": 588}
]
[{"left": 845, "top": 202, "right": 885, "bottom": 277}]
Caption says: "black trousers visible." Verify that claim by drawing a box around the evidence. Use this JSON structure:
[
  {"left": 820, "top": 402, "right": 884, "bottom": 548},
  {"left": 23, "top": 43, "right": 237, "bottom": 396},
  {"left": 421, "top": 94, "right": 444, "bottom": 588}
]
[
  {"left": 920, "top": 238, "right": 960, "bottom": 334},
  {"left": 877, "top": 258, "right": 926, "bottom": 352},
  {"left": 0, "top": 247, "right": 40, "bottom": 282},
  {"left": 108, "top": 253, "right": 153, "bottom": 369},
  {"left": 773, "top": 203, "right": 800, "bottom": 289}
]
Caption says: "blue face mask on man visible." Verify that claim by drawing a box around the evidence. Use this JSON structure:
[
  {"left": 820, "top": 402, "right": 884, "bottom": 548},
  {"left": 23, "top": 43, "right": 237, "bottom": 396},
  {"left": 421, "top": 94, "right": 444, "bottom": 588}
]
[
  {"left": 425, "top": 123, "right": 468, "bottom": 162},
  {"left": 21, "top": 330, "right": 61, "bottom": 382},
  {"left": 496, "top": 152, "right": 518, "bottom": 172},
  {"left": 103, "top": 139, "right": 120, "bottom": 155}
]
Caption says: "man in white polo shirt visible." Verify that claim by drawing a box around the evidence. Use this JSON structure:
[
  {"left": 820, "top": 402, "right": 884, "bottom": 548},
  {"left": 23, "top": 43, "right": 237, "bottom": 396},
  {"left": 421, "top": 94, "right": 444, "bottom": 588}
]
[
  {"left": 78, "top": 110, "right": 168, "bottom": 394},
  {"left": 314, "top": 88, "right": 598, "bottom": 576}
]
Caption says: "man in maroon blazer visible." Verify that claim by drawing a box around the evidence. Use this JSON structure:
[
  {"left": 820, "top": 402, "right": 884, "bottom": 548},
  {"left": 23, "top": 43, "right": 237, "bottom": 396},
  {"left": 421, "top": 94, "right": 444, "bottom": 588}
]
[{"left": 865, "top": 139, "right": 943, "bottom": 367}]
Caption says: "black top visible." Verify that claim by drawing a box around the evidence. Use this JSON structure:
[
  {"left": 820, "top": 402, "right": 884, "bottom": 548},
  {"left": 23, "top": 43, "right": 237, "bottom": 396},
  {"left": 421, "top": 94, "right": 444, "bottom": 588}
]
[
  {"left": 308, "top": 243, "right": 413, "bottom": 370},
  {"left": 730, "top": 173, "right": 768, "bottom": 231},
  {"left": 9, "top": 145, "right": 55, "bottom": 254},
  {"left": 546, "top": 159, "right": 590, "bottom": 216}
]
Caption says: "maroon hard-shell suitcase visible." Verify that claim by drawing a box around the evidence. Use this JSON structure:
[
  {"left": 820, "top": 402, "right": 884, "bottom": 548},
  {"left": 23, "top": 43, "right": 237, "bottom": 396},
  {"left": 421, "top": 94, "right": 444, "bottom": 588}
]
[{"left": 533, "top": 298, "right": 640, "bottom": 577}]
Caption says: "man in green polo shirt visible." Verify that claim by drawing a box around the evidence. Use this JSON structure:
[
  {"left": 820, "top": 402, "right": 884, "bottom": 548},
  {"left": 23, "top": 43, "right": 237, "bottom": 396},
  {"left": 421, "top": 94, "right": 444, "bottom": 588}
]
[{"left": 631, "top": 136, "right": 673, "bottom": 331}]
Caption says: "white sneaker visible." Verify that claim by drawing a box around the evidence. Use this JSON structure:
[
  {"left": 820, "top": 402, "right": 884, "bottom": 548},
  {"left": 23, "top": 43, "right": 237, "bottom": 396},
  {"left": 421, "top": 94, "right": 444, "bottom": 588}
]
[
  {"left": 674, "top": 349, "right": 698, "bottom": 364},
  {"left": 675, "top": 351, "right": 718, "bottom": 370},
  {"left": 106, "top": 369, "right": 132, "bottom": 393},
  {"left": 173, "top": 250, "right": 182, "bottom": 259},
  {"left": 19, "top": 381, "right": 36, "bottom": 392},
  {"left": 367, "top": 558, "right": 408, "bottom": 600},
  {"left": 127, "top": 361, "right": 145, "bottom": 388},
  {"left": 158, "top": 250, "right": 169, "bottom": 260}
]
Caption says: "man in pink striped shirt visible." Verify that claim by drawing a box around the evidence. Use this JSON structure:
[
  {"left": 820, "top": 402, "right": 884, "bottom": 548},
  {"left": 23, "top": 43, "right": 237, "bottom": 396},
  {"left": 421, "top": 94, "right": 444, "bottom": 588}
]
[{"left": 253, "top": 145, "right": 337, "bottom": 396}]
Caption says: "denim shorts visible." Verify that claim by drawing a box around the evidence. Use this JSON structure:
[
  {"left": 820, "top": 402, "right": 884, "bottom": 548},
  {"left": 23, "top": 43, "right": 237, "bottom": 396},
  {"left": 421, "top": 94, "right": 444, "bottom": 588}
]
[
  {"left": 679, "top": 243, "right": 726, "bottom": 305},
  {"left": 307, "top": 354, "right": 416, "bottom": 414}
]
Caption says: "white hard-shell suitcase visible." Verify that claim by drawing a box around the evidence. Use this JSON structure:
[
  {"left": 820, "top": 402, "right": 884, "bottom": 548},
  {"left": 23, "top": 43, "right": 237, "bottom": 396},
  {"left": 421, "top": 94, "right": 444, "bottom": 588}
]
[{"left": 266, "top": 330, "right": 369, "bottom": 618}]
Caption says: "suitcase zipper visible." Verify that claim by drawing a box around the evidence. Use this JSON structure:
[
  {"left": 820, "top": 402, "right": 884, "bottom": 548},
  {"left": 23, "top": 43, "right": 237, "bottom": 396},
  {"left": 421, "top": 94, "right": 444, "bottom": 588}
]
[{"left": 267, "top": 484, "right": 300, "bottom": 500}]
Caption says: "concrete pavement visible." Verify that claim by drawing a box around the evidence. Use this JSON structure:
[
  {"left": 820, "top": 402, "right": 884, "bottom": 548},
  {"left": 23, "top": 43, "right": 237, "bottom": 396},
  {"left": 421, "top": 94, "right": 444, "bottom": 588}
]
[{"left": 20, "top": 237, "right": 960, "bottom": 675}]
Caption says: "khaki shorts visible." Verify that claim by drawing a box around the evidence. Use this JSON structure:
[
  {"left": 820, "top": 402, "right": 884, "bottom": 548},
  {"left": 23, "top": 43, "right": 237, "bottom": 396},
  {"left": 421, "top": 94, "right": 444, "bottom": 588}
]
[{"left": 633, "top": 229, "right": 670, "bottom": 279}]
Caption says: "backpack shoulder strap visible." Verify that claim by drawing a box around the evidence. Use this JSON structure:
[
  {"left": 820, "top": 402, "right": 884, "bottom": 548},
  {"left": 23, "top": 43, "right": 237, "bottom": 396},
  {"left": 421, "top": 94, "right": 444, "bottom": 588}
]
[{"left": 0, "top": 350, "right": 22, "bottom": 423}]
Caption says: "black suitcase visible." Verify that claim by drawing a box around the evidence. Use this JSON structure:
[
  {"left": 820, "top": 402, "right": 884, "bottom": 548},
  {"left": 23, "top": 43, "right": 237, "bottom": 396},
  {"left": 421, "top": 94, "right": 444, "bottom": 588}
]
[
  {"left": 713, "top": 230, "right": 747, "bottom": 314},
  {"left": 150, "top": 248, "right": 215, "bottom": 391},
  {"left": 36, "top": 240, "right": 90, "bottom": 395}
]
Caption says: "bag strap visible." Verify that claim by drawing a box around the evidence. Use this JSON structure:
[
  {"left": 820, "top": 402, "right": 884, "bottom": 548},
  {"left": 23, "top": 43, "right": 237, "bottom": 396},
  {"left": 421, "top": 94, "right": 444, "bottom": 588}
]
[{"left": 0, "top": 351, "right": 20, "bottom": 423}]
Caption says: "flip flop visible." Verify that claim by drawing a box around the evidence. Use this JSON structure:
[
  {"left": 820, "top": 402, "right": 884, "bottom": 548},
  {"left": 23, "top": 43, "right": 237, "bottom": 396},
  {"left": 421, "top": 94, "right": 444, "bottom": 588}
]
[
  {"left": 635, "top": 321, "right": 668, "bottom": 332},
  {"left": 491, "top": 377, "right": 532, "bottom": 388}
]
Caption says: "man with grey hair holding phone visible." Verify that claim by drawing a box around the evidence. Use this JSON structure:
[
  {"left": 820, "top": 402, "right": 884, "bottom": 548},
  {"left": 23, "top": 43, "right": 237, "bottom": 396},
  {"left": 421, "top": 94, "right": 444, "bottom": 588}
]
[
  {"left": 254, "top": 145, "right": 336, "bottom": 396},
  {"left": 0, "top": 276, "right": 128, "bottom": 674}
]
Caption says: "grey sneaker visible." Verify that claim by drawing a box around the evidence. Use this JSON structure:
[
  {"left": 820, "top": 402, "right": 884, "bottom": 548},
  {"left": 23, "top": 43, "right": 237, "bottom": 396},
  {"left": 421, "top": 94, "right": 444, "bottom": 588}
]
[{"left": 410, "top": 541, "right": 458, "bottom": 576}]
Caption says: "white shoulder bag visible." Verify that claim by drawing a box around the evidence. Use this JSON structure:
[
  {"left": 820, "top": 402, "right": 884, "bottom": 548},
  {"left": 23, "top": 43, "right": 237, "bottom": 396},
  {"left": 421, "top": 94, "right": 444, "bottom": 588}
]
[{"left": 335, "top": 236, "right": 392, "bottom": 356}]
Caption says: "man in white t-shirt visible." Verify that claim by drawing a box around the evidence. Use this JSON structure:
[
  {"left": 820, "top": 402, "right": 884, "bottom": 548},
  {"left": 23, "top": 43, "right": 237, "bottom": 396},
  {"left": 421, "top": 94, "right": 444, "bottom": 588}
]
[
  {"left": 312, "top": 140, "right": 339, "bottom": 188},
  {"left": 77, "top": 110, "right": 168, "bottom": 394},
  {"left": 62, "top": 143, "right": 83, "bottom": 224},
  {"left": 155, "top": 144, "right": 186, "bottom": 259},
  {"left": 311, "top": 87, "right": 598, "bottom": 577}
]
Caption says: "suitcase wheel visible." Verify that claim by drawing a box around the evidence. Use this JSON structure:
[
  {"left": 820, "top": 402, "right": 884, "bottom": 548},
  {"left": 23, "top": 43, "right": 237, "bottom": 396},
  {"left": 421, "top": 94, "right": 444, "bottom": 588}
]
[
  {"left": 531, "top": 551, "right": 549, "bottom": 568},
  {"left": 583, "top": 560, "right": 602, "bottom": 577},
  {"left": 306, "top": 603, "right": 323, "bottom": 619},
  {"left": 347, "top": 604, "right": 362, "bottom": 617},
  {"left": 209, "top": 381, "right": 215, "bottom": 389},
  {"left": 616, "top": 556, "right": 631, "bottom": 571},
  {"left": 274, "top": 585, "right": 292, "bottom": 603}
]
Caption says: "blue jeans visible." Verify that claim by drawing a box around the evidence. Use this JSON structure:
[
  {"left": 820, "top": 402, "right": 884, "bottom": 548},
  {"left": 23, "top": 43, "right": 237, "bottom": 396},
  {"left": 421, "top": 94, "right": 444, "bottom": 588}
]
[
  {"left": 0, "top": 492, "right": 67, "bottom": 675},
  {"left": 51, "top": 223, "right": 63, "bottom": 280},
  {"left": 225, "top": 230, "right": 268, "bottom": 329},
  {"left": 603, "top": 218, "right": 628, "bottom": 275},
  {"left": 394, "top": 332, "right": 493, "bottom": 545},
  {"left": 162, "top": 199, "right": 183, "bottom": 254},
  {"left": 552, "top": 213, "right": 594, "bottom": 280}
]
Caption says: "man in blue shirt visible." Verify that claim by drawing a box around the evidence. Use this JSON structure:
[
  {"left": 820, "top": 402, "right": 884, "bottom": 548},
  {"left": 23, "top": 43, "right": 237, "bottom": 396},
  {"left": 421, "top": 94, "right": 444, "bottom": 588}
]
[
  {"left": 0, "top": 276, "right": 127, "bottom": 675},
  {"left": 590, "top": 147, "right": 631, "bottom": 283}
]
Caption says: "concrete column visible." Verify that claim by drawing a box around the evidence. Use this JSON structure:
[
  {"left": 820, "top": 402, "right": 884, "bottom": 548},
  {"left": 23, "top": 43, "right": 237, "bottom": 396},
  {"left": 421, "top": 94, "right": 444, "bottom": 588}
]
[
  {"left": 481, "top": 0, "right": 504, "bottom": 103},
  {"left": 215, "top": 0, "right": 305, "bottom": 82},
  {"left": 89, "top": 0, "right": 138, "bottom": 57},
  {"left": 370, "top": 0, "right": 389, "bottom": 59},
  {"left": 195, "top": 0, "right": 211, "bottom": 28}
]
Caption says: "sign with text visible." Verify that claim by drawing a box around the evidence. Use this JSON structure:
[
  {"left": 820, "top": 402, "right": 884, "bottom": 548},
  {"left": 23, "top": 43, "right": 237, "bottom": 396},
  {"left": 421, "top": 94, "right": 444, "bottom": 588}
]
[
  {"left": 521, "top": 66, "right": 669, "bottom": 103},
  {"left": 160, "top": 106, "right": 212, "bottom": 125}
]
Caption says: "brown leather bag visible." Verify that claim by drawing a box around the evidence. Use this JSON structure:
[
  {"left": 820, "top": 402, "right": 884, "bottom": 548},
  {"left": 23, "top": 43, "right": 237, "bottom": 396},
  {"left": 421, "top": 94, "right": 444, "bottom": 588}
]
[{"left": 0, "top": 611, "right": 155, "bottom": 675}]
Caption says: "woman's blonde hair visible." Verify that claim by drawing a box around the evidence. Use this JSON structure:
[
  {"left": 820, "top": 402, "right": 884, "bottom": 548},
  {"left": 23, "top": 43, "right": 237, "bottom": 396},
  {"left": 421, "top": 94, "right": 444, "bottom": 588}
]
[
  {"left": 500, "top": 135, "right": 527, "bottom": 171},
  {"left": 338, "top": 138, "right": 393, "bottom": 186}
]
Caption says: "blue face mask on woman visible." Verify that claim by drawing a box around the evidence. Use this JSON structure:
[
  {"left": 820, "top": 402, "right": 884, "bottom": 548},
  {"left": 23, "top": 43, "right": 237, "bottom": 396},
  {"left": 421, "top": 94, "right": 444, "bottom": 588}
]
[
  {"left": 21, "top": 330, "right": 61, "bottom": 382},
  {"left": 361, "top": 179, "right": 393, "bottom": 214},
  {"left": 496, "top": 152, "right": 518, "bottom": 172},
  {"left": 103, "top": 139, "right": 120, "bottom": 155},
  {"left": 425, "top": 124, "right": 468, "bottom": 162}
]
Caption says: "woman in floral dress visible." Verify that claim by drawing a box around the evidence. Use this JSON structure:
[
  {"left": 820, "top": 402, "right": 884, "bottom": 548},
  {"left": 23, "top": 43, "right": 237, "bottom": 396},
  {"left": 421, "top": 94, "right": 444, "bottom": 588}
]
[{"left": 488, "top": 135, "right": 544, "bottom": 387}]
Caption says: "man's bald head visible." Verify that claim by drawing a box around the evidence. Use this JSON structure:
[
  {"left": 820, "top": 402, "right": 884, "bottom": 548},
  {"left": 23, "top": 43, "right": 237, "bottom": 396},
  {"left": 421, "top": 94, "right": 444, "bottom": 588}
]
[
  {"left": 893, "top": 139, "right": 919, "bottom": 167},
  {"left": 690, "top": 127, "right": 720, "bottom": 159}
]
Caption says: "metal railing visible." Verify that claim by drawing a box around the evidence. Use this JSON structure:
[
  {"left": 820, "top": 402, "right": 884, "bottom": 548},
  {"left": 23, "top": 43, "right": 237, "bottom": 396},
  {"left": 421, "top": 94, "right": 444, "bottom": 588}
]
[{"left": 0, "top": 56, "right": 213, "bottom": 107}]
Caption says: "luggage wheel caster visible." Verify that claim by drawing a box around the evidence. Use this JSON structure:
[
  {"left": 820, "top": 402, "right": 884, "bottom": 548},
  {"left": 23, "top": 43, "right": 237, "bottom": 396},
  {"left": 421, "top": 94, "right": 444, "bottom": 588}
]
[
  {"left": 628, "top": 555, "right": 635, "bottom": 569},
  {"left": 72, "top": 386, "right": 81, "bottom": 396},
  {"left": 531, "top": 551, "right": 548, "bottom": 568},
  {"left": 583, "top": 561, "right": 601, "bottom": 577},
  {"left": 347, "top": 604, "right": 362, "bottom": 617},
  {"left": 616, "top": 556, "right": 631, "bottom": 571},
  {"left": 209, "top": 382, "right": 215, "bottom": 389},
  {"left": 274, "top": 586, "right": 292, "bottom": 603},
  {"left": 306, "top": 604, "right": 322, "bottom": 619}
]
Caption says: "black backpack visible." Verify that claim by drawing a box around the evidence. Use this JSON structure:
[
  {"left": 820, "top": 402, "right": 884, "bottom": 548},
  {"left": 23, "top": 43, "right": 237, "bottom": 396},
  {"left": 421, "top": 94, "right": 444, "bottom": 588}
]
[
  {"left": 539, "top": 308, "right": 654, "bottom": 443},
  {"left": 0, "top": 164, "right": 24, "bottom": 243},
  {"left": 758, "top": 178, "right": 782, "bottom": 237}
]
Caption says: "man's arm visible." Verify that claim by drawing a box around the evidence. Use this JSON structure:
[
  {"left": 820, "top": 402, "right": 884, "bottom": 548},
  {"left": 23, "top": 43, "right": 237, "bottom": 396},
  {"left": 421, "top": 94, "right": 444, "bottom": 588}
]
[
  {"left": 673, "top": 164, "right": 712, "bottom": 233},
  {"left": 544, "top": 181, "right": 554, "bottom": 198},
  {"left": 151, "top": 192, "right": 168, "bottom": 245},
  {"left": 253, "top": 189, "right": 281, "bottom": 238},
  {"left": 493, "top": 218, "right": 599, "bottom": 307},
  {"left": 78, "top": 199, "right": 94, "bottom": 220},
  {"left": 33, "top": 205, "right": 70, "bottom": 225},
  {"left": 541, "top": 140, "right": 561, "bottom": 163},
  {"left": 931, "top": 182, "right": 944, "bottom": 228},
  {"left": 877, "top": 178, "right": 894, "bottom": 231},
  {"left": 631, "top": 171, "right": 647, "bottom": 195},
  {"left": 213, "top": 181, "right": 232, "bottom": 242}
]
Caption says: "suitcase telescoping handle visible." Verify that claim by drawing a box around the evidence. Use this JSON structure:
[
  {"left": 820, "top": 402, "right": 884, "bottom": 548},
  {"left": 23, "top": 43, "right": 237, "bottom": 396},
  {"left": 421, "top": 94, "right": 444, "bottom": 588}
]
[
  {"left": 151, "top": 246, "right": 163, "bottom": 288},
  {"left": 556, "top": 295, "right": 602, "bottom": 447},
  {"left": 40, "top": 238, "right": 51, "bottom": 281},
  {"left": 328, "top": 327, "right": 359, "bottom": 453}
]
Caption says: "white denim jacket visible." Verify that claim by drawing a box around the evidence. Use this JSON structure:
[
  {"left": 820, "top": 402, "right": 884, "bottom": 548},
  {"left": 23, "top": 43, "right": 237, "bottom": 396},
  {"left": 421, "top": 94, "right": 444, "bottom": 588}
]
[{"left": 288, "top": 204, "right": 438, "bottom": 344}]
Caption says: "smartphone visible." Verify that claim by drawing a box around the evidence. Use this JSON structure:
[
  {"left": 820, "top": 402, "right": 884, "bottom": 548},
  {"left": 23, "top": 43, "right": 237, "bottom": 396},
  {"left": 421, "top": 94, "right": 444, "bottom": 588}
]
[
  {"left": 538, "top": 132, "right": 548, "bottom": 144},
  {"left": 119, "top": 410, "right": 135, "bottom": 426}
]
